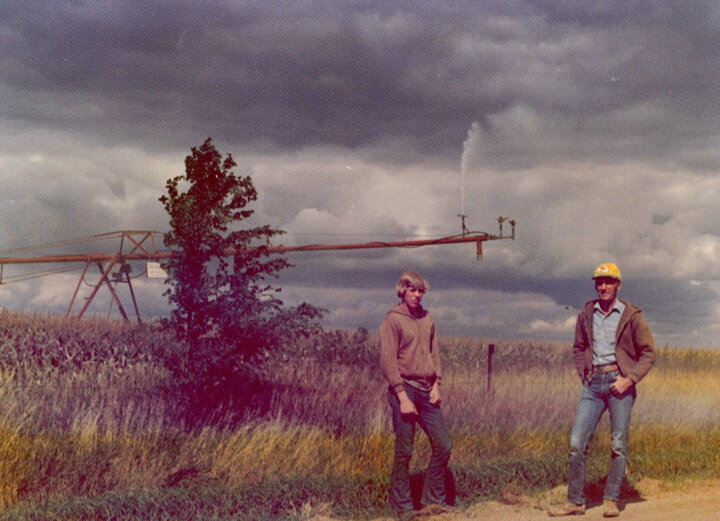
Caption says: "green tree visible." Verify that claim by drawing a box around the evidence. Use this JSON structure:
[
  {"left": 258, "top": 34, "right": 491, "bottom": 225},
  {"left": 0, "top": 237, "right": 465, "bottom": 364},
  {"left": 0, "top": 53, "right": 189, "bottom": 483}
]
[{"left": 159, "top": 138, "right": 323, "bottom": 418}]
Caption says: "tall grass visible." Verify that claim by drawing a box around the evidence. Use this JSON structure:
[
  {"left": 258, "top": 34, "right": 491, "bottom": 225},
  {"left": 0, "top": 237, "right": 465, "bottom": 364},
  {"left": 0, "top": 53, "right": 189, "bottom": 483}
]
[{"left": 0, "top": 310, "right": 718, "bottom": 519}]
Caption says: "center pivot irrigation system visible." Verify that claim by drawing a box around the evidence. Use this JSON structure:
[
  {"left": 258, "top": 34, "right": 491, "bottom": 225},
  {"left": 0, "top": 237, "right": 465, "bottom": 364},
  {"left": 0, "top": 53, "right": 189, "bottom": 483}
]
[{"left": 0, "top": 217, "right": 515, "bottom": 323}]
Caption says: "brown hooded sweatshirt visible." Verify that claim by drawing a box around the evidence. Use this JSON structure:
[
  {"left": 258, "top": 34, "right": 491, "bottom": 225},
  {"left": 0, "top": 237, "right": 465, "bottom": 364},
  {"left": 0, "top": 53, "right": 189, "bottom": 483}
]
[
  {"left": 379, "top": 302, "right": 441, "bottom": 394},
  {"left": 573, "top": 299, "right": 656, "bottom": 384}
]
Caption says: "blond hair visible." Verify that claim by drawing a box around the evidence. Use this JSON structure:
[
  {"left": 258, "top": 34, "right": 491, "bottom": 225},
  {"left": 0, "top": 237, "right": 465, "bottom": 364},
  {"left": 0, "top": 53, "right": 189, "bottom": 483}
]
[{"left": 396, "top": 270, "right": 429, "bottom": 298}]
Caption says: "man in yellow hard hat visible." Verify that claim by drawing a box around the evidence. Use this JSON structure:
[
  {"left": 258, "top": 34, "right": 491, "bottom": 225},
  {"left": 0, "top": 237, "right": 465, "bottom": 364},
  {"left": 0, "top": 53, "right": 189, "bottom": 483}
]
[{"left": 550, "top": 263, "right": 656, "bottom": 518}]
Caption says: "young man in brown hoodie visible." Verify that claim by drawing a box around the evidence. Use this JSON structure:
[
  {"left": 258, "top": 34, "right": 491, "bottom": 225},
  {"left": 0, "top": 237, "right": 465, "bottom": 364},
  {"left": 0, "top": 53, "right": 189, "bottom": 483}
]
[
  {"left": 550, "top": 263, "right": 656, "bottom": 518},
  {"left": 379, "top": 270, "right": 452, "bottom": 520}
]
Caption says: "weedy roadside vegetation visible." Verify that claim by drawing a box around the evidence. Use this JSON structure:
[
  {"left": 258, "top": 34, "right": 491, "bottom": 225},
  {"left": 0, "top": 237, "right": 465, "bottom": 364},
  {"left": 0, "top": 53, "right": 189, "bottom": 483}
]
[{"left": 0, "top": 309, "right": 718, "bottom": 520}]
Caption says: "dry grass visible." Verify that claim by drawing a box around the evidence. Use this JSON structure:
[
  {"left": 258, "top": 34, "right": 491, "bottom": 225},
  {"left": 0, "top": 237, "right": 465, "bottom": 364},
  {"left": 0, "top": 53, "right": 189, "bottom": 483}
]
[
  {"left": 1, "top": 343, "right": 716, "bottom": 501},
  {"left": 0, "top": 309, "right": 719, "bottom": 518}
]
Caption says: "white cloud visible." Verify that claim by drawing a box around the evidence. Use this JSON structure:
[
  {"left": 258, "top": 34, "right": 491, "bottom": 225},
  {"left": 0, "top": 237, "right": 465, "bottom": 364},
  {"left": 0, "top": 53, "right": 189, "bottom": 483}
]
[
  {"left": 288, "top": 208, "right": 342, "bottom": 234},
  {"left": 527, "top": 316, "right": 576, "bottom": 335}
]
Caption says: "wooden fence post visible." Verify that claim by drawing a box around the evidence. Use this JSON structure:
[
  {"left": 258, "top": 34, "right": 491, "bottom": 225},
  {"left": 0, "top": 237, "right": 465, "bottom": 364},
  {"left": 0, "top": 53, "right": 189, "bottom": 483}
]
[{"left": 487, "top": 343, "right": 495, "bottom": 395}]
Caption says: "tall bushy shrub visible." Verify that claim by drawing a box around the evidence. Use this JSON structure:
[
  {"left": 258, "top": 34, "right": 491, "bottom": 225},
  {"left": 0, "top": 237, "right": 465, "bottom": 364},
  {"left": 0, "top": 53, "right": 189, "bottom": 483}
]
[{"left": 159, "top": 138, "right": 323, "bottom": 418}]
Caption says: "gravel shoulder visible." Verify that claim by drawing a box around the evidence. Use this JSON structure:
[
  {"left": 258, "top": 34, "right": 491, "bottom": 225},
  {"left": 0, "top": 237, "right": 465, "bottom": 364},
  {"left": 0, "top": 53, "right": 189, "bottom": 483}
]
[{"left": 362, "top": 479, "right": 720, "bottom": 521}]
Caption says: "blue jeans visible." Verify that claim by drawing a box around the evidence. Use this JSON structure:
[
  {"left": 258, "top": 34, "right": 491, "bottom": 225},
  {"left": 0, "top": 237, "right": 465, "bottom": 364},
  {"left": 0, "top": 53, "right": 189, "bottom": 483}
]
[
  {"left": 387, "top": 384, "right": 452, "bottom": 515},
  {"left": 568, "top": 370, "right": 636, "bottom": 504}
]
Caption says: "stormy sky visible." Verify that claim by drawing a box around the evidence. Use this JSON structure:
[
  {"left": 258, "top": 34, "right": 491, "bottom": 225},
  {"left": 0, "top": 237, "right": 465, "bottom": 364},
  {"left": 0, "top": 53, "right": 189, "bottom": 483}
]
[{"left": 2, "top": 1, "right": 720, "bottom": 347}]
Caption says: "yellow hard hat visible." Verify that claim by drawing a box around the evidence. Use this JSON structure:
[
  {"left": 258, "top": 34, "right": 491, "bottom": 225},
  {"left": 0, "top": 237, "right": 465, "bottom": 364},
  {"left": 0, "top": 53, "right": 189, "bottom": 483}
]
[{"left": 592, "top": 263, "right": 621, "bottom": 281}]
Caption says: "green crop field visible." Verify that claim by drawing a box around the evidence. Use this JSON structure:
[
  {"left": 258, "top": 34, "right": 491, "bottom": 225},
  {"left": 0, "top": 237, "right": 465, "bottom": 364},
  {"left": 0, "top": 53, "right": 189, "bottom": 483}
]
[{"left": 0, "top": 309, "right": 718, "bottom": 520}]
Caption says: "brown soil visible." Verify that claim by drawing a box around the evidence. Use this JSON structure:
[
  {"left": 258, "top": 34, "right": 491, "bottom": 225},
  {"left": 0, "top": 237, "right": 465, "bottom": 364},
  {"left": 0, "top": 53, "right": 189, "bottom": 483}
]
[{"left": 357, "top": 478, "right": 720, "bottom": 521}]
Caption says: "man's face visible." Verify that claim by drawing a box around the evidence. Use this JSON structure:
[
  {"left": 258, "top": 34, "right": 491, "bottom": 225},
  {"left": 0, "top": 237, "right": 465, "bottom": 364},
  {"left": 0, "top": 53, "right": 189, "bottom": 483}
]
[
  {"left": 403, "top": 285, "right": 425, "bottom": 309},
  {"left": 594, "top": 277, "right": 621, "bottom": 304}
]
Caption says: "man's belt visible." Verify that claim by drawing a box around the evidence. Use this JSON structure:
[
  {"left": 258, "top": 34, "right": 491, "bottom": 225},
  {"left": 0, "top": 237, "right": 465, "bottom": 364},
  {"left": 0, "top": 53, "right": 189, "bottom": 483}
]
[{"left": 593, "top": 363, "right": 619, "bottom": 374}]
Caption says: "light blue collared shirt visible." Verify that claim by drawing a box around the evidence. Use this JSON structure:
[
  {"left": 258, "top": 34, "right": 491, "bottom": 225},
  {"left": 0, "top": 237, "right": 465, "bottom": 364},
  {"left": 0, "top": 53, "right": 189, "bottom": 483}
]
[{"left": 592, "top": 299, "right": 625, "bottom": 366}]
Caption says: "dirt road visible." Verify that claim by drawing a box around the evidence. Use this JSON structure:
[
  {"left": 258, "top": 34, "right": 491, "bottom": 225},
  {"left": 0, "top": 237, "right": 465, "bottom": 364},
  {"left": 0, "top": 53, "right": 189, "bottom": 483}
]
[
  {"left": 457, "top": 480, "right": 720, "bottom": 521},
  {"left": 359, "top": 479, "right": 720, "bottom": 521}
]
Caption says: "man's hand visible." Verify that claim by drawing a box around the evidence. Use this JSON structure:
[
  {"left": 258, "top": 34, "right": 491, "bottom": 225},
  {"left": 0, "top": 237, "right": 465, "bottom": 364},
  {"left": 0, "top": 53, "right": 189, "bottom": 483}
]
[
  {"left": 429, "top": 381, "right": 442, "bottom": 405},
  {"left": 397, "top": 390, "right": 418, "bottom": 417},
  {"left": 611, "top": 375, "right": 634, "bottom": 395}
]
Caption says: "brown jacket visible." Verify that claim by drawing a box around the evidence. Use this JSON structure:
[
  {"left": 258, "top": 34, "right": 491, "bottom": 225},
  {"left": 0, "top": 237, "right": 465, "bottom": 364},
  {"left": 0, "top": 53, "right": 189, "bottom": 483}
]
[
  {"left": 379, "top": 302, "right": 441, "bottom": 394},
  {"left": 573, "top": 299, "right": 656, "bottom": 384}
]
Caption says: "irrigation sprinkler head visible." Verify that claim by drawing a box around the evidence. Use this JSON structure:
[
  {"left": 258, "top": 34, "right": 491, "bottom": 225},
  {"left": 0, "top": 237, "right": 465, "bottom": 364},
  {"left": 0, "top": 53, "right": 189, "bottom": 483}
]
[
  {"left": 495, "top": 217, "right": 516, "bottom": 239},
  {"left": 458, "top": 214, "right": 469, "bottom": 236}
]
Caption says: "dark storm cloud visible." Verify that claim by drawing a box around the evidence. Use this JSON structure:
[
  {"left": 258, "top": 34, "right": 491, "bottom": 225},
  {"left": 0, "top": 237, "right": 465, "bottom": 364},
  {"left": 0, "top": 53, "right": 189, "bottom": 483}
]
[
  {"left": 1, "top": 1, "right": 483, "bottom": 150},
  {"left": 3, "top": 1, "right": 720, "bottom": 347},
  {"left": 278, "top": 250, "right": 717, "bottom": 345},
  {"left": 281, "top": 252, "right": 712, "bottom": 316},
  {"left": 2, "top": 0, "right": 716, "bottom": 168}
]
